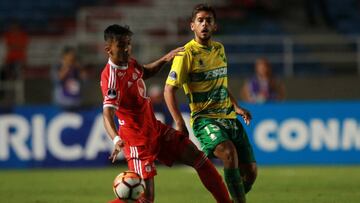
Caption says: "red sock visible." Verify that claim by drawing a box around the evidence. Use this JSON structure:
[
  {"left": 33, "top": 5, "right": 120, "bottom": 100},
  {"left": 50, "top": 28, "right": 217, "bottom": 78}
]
[{"left": 194, "top": 153, "right": 232, "bottom": 203}]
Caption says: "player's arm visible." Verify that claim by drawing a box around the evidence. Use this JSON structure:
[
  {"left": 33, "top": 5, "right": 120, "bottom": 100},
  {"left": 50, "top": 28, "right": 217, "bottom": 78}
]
[
  {"left": 142, "top": 47, "right": 184, "bottom": 79},
  {"left": 228, "top": 89, "right": 252, "bottom": 125},
  {"left": 103, "top": 106, "right": 118, "bottom": 141},
  {"left": 103, "top": 107, "right": 124, "bottom": 163},
  {"left": 164, "top": 84, "right": 189, "bottom": 135}
]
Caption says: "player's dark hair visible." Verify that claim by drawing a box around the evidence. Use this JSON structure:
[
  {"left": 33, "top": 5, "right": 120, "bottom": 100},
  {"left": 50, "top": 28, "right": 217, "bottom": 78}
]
[
  {"left": 104, "top": 24, "right": 133, "bottom": 42},
  {"left": 191, "top": 4, "right": 216, "bottom": 22}
]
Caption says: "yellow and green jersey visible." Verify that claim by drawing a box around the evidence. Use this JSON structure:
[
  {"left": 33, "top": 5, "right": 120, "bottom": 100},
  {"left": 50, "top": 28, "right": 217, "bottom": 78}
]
[{"left": 166, "top": 39, "right": 236, "bottom": 125}]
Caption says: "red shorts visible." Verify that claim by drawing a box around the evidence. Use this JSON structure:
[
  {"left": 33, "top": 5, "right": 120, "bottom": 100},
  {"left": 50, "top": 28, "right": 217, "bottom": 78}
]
[{"left": 122, "top": 122, "right": 191, "bottom": 179}]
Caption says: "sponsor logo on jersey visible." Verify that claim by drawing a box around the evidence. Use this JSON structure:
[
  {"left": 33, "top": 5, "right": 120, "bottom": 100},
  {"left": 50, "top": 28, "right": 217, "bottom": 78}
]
[
  {"left": 169, "top": 71, "right": 177, "bottom": 80},
  {"left": 107, "top": 89, "right": 117, "bottom": 99},
  {"left": 204, "top": 67, "right": 227, "bottom": 80},
  {"left": 117, "top": 71, "right": 126, "bottom": 77}
]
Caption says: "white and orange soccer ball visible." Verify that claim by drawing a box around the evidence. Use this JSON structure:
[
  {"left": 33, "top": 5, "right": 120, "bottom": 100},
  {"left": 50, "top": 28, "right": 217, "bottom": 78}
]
[{"left": 113, "top": 171, "right": 146, "bottom": 202}]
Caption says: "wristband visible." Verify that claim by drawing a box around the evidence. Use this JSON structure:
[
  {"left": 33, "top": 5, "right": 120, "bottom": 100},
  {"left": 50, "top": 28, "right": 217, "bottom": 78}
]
[{"left": 113, "top": 136, "right": 121, "bottom": 145}]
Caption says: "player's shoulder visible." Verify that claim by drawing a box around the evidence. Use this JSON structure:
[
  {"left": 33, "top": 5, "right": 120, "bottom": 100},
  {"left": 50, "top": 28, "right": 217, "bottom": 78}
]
[
  {"left": 129, "top": 58, "right": 143, "bottom": 73},
  {"left": 182, "top": 41, "right": 194, "bottom": 53},
  {"left": 129, "top": 57, "right": 138, "bottom": 65},
  {"left": 101, "top": 63, "right": 111, "bottom": 76},
  {"left": 183, "top": 40, "right": 202, "bottom": 57},
  {"left": 211, "top": 40, "right": 225, "bottom": 50}
]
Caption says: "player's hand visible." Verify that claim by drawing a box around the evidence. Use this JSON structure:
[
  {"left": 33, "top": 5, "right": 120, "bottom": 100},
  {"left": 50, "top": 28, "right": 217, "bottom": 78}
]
[
  {"left": 235, "top": 107, "right": 252, "bottom": 126},
  {"left": 162, "top": 47, "right": 185, "bottom": 62},
  {"left": 109, "top": 139, "right": 125, "bottom": 163}
]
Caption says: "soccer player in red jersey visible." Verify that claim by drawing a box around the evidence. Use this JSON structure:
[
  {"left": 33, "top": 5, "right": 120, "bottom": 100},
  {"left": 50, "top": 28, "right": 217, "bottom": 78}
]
[{"left": 100, "top": 24, "right": 232, "bottom": 203}]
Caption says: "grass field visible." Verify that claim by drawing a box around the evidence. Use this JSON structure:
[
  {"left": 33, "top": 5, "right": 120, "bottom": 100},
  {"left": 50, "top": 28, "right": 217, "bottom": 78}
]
[{"left": 0, "top": 165, "right": 359, "bottom": 203}]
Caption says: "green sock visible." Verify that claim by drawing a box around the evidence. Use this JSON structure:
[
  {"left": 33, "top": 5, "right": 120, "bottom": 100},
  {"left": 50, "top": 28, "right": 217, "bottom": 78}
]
[
  {"left": 238, "top": 169, "right": 253, "bottom": 194},
  {"left": 243, "top": 181, "right": 252, "bottom": 194},
  {"left": 224, "top": 168, "right": 245, "bottom": 202}
]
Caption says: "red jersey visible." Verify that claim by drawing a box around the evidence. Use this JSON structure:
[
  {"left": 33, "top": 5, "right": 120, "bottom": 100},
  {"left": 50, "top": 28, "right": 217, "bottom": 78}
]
[
  {"left": 4, "top": 29, "right": 29, "bottom": 63},
  {"left": 100, "top": 58, "right": 160, "bottom": 146}
]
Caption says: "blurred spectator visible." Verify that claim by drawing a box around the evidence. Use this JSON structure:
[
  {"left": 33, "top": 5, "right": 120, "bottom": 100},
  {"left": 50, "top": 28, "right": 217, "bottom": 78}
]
[
  {"left": 241, "top": 58, "right": 285, "bottom": 103},
  {"left": 1, "top": 21, "right": 29, "bottom": 80},
  {"left": 52, "top": 46, "right": 87, "bottom": 110},
  {"left": 0, "top": 21, "right": 29, "bottom": 106},
  {"left": 304, "top": 0, "right": 334, "bottom": 27},
  {"left": 149, "top": 84, "right": 173, "bottom": 126}
]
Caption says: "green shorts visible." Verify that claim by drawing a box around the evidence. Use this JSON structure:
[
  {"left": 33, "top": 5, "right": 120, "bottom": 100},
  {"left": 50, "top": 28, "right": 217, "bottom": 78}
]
[{"left": 192, "top": 117, "right": 256, "bottom": 163}]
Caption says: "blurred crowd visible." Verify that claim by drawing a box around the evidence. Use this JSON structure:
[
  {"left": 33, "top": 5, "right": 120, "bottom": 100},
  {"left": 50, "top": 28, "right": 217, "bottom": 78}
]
[{"left": 1, "top": 0, "right": 360, "bottom": 109}]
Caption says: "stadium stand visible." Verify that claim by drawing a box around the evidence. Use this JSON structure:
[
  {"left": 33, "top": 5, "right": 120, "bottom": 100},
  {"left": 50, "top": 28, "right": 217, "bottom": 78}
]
[{"left": 0, "top": 0, "right": 359, "bottom": 106}]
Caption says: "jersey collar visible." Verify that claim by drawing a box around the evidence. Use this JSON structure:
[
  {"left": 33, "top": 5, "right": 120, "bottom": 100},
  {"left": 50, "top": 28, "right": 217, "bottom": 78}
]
[
  {"left": 108, "top": 58, "right": 128, "bottom": 70},
  {"left": 192, "top": 39, "right": 213, "bottom": 51}
]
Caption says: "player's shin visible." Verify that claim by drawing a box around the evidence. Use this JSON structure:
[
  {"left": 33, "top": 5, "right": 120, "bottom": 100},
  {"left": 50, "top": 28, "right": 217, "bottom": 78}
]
[
  {"left": 224, "top": 168, "right": 246, "bottom": 203},
  {"left": 193, "top": 153, "right": 232, "bottom": 203},
  {"left": 136, "top": 196, "right": 153, "bottom": 203}
]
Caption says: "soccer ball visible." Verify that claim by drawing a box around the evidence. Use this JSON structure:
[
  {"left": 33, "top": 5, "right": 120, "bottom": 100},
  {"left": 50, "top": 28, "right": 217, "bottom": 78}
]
[{"left": 113, "top": 171, "right": 146, "bottom": 202}]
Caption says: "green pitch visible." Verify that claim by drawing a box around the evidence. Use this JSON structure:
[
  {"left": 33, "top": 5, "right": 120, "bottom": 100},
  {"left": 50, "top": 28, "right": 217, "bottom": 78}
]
[{"left": 0, "top": 165, "right": 359, "bottom": 203}]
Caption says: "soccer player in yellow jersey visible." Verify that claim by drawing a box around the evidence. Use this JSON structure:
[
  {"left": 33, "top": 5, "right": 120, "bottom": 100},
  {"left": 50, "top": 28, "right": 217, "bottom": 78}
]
[{"left": 164, "top": 4, "right": 257, "bottom": 203}]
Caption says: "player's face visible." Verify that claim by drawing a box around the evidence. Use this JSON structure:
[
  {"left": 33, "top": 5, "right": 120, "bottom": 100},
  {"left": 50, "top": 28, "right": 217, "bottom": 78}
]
[
  {"left": 108, "top": 36, "right": 132, "bottom": 65},
  {"left": 191, "top": 11, "right": 217, "bottom": 45}
]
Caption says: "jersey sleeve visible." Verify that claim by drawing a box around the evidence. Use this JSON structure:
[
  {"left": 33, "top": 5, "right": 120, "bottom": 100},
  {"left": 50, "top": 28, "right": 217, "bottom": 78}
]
[
  {"left": 100, "top": 67, "right": 120, "bottom": 109},
  {"left": 133, "top": 58, "right": 144, "bottom": 78},
  {"left": 166, "top": 50, "right": 190, "bottom": 87}
]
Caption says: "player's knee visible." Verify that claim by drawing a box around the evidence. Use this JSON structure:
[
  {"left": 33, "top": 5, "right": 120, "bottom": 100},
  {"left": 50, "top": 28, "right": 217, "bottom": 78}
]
[
  {"left": 223, "top": 149, "right": 236, "bottom": 164},
  {"left": 214, "top": 142, "right": 238, "bottom": 167},
  {"left": 179, "top": 142, "right": 203, "bottom": 167}
]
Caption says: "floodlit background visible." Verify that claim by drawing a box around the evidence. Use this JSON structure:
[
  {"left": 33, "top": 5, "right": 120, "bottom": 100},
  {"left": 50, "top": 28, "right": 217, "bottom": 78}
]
[{"left": 0, "top": 0, "right": 359, "bottom": 202}]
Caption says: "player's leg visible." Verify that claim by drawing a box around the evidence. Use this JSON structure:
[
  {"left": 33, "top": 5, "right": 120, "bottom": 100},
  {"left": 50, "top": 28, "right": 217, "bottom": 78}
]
[
  {"left": 214, "top": 141, "right": 245, "bottom": 203},
  {"left": 124, "top": 145, "right": 157, "bottom": 203},
  {"left": 231, "top": 118, "right": 257, "bottom": 194},
  {"left": 239, "top": 163, "right": 257, "bottom": 193},
  {"left": 193, "top": 118, "right": 246, "bottom": 203},
  {"left": 156, "top": 125, "right": 232, "bottom": 203},
  {"left": 137, "top": 178, "right": 155, "bottom": 203},
  {"left": 178, "top": 139, "right": 232, "bottom": 203}
]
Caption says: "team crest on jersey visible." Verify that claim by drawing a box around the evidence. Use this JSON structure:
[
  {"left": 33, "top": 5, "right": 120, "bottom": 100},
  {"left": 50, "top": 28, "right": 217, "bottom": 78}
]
[
  {"left": 107, "top": 89, "right": 117, "bottom": 99},
  {"left": 199, "top": 59, "right": 205, "bottom": 68},
  {"left": 132, "top": 73, "right": 138, "bottom": 80},
  {"left": 168, "top": 71, "right": 177, "bottom": 80}
]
